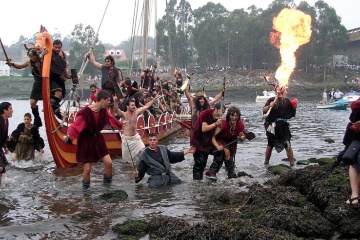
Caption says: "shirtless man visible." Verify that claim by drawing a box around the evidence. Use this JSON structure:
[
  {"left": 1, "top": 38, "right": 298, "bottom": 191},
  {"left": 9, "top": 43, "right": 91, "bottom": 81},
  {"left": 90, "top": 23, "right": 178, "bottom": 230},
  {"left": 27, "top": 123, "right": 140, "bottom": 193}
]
[{"left": 115, "top": 94, "right": 162, "bottom": 164}]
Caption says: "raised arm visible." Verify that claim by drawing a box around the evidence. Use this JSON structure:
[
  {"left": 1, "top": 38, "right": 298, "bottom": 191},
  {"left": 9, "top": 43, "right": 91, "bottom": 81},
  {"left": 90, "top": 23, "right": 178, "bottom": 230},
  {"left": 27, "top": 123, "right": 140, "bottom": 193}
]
[
  {"left": 209, "top": 89, "right": 224, "bottom": 106},
  {"left": 136, "top": 94, "right": 162, "bottom": 115},
  {"left": 89, "top": 51, "right": 102, "bottom": 70},
  {"left": 184, "top": 88, "right": 194, "bottom": 109}
]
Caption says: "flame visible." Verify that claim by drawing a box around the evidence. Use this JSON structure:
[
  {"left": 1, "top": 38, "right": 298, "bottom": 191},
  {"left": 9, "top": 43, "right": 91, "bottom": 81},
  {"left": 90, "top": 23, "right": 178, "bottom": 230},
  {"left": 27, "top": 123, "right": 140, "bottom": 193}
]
[{"left": 270, "top": 8, "right": 312, "bottom": 87}]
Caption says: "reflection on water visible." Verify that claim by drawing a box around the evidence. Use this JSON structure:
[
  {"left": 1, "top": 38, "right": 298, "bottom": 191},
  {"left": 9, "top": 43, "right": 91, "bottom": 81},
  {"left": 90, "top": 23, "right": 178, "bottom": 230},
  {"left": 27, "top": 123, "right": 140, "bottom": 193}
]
[{"left": 0, "top": 98, "right": 350, "bottom": 238}]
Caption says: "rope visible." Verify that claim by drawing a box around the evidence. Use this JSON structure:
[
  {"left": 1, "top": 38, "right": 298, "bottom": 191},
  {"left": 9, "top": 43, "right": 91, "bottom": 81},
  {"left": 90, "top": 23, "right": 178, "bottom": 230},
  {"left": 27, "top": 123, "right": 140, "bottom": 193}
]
[{"left": 78, "top": 0, "right": 111, "bottom": 81}]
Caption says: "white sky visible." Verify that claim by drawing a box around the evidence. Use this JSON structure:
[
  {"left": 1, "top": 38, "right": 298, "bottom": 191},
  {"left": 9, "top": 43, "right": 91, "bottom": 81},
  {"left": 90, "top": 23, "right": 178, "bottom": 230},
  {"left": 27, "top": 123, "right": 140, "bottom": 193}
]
[{"left": 0, "top": 0, "right": 358, "bottom": 46}]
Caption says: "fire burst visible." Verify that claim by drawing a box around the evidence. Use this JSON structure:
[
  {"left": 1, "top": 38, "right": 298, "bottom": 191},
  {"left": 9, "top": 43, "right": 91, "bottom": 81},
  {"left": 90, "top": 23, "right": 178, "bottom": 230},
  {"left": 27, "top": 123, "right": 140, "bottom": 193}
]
[{"left": 270, "top": 8, "right": 312, "bottom": 87}]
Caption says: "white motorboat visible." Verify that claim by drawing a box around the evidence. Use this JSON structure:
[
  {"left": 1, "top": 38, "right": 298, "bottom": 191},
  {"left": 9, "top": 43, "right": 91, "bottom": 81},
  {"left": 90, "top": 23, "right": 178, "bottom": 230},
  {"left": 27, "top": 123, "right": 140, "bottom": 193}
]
[
  {"left": 255, "top": 90, "right": 276, "bottom": 103},
  {"left": 342, "top": 91, "right": 360, "bottom": 103}
]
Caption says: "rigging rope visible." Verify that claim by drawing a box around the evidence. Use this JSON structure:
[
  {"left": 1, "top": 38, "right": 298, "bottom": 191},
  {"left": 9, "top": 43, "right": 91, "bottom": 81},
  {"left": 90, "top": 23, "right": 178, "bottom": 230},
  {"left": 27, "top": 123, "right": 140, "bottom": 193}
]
[{"left": 78, "top": 0, "right": 111, "bottom": 83}]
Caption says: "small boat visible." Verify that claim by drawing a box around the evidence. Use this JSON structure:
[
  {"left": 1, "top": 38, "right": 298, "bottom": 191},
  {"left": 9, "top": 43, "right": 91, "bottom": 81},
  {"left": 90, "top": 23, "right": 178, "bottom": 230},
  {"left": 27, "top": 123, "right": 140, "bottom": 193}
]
[
  {"left": 342, "top": 92, "right": 360, "bottom": 103},
  {"left": 316, "top": 99, "right": 349, "bottom": 110},
  {"left": 255, "top": 91, "right": 276, "bottom": 103}
]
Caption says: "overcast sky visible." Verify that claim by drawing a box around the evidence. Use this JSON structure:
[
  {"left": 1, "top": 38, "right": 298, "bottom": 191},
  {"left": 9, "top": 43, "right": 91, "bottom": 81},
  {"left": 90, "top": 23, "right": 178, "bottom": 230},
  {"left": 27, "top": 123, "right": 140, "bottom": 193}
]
[{"left": 0, "top": 0, "right": 358, "bottom": 46}]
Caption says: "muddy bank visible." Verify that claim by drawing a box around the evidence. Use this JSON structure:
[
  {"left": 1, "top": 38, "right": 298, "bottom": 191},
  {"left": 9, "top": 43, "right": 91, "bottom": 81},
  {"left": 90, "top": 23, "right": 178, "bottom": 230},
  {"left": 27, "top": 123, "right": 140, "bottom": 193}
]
[{"left": 112, "top": 161, "right": 360, "bottom": 239}]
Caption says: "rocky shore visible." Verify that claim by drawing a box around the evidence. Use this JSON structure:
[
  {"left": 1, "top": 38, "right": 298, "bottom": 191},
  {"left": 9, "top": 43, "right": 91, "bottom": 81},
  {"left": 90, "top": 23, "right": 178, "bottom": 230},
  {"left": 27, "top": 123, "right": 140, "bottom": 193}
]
[{"left": 111, "top": 160, "right": 360, "bottom": 239}]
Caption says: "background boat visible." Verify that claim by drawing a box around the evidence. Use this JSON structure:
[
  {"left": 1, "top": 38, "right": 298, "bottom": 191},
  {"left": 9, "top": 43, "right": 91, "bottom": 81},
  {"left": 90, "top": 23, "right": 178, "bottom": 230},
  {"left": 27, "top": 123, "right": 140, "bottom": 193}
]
[
  {"left": 342, "top": 91, "right": 360, "bottom": 103},
  {"left": 316, "top": 99, "right": 349, "bottom": 110},
  {"left": 255, "top": 90, "right": 276, "bottom": 103}
]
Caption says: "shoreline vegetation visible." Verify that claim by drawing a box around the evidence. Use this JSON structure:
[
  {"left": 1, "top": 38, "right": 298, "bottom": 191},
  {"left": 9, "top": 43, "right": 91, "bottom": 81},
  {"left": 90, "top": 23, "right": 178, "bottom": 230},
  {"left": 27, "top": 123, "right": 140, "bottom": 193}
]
[{"left": 1, "top": 68, "right": 358, "bottom": 101}]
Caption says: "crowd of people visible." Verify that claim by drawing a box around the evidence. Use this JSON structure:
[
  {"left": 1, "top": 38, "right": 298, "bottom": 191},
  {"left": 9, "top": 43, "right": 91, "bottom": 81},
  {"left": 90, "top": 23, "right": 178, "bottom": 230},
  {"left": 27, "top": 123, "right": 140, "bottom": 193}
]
[{"left": 2, "top": 42, "right": 360, "bottom": 207}]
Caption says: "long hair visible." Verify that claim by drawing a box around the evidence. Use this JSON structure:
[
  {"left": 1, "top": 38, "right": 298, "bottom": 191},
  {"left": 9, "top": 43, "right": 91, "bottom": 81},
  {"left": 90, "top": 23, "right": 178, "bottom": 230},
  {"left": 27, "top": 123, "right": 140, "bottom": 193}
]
[
  {"left": 225, "top": 106, "right": 241, "bottom": 122},
  {"left": 194, "top": 96, "right": 209, "bottom": 111}
]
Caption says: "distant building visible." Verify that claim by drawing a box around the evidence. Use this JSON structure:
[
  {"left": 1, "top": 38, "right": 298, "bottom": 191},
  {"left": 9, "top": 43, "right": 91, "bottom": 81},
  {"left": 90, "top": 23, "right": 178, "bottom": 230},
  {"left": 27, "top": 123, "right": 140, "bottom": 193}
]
[
  {"left": 0, "top": 61, "right": 10, "bottom": 76},
  {"left": 105, "top": 49, "right": 126, "bottom": 61},
  {"left": 132, "top": 49, "right": 155, "bottom": 61}
]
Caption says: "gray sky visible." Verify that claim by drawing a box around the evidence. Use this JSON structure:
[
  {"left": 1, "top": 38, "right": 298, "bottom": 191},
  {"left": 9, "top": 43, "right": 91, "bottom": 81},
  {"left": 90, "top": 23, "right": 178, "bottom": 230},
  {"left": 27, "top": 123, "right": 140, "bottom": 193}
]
[{"left": 0, "top": 0, "right": 358, "bottom": 46}]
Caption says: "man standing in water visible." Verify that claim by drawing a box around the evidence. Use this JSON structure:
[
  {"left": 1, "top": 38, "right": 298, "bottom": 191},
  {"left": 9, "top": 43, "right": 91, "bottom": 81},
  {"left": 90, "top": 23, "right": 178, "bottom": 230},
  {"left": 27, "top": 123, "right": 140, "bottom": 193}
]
[
  {"left": 191, "top": 102, "right": 222, "bottom": 180},
  {"left": 65, "top": 91, "right": 123, "bottom": 189},
  {"left": 114, "top": 94, "right": 161, "bottom": 164},
  {"left": 263, "top": 86, "right": 297, "bottom": 166},
  {"left": 0, "top": 102, "right": 13, "bottom": 185}
]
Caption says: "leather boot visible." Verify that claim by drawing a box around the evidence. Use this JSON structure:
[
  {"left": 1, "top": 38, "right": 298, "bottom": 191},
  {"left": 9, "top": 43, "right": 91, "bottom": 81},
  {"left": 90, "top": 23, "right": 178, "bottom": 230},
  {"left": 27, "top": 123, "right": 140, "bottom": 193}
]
[
  {"left": 209, "top": 151, "right": 224, "bottom": 174},
  {"left": 225, "top": 159, "right": 237, "bottom": 179},
  {"left": 31, "top": 105, "right": 43, "bottom": 127},
  {"left": 82, "top": 180, "right": 90, "bottom": 190},
  {"left": 50, "top": 96, "right": 62, "bottom": 119},
  {"left": 103, "top": 174, "right": 113, "bottom": 185}
]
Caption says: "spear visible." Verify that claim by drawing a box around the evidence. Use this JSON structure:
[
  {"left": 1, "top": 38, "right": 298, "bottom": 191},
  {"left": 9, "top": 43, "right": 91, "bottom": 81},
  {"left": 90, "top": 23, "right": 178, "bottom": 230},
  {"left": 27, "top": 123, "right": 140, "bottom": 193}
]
[{"left": 0, "top": 38, "right": 11, "bottom": 65}]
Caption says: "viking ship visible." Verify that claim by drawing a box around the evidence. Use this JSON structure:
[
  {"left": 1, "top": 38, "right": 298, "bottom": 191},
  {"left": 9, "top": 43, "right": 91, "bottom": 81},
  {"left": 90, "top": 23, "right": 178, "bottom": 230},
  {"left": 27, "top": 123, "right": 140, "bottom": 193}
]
[{"left": 35, "top": 28, "right": 182, "bottom": 168}]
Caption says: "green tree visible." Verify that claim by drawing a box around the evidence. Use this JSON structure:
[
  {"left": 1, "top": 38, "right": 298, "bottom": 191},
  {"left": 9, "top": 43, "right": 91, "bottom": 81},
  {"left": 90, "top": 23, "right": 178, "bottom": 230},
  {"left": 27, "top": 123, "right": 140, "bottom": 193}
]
[{"left": 67, "top": 24, "right": 104, "bottom": 76}]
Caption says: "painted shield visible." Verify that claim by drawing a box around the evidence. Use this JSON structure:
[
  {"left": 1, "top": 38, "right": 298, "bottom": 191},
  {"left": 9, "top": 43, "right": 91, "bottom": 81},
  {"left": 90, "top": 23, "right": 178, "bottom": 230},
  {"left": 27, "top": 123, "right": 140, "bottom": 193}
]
[
  {"left": 157, "top": 113, "right": 165, "bottom": 133},
  {"left": 147, "top": 113, "right": 156, "bottom": 133},
  {"left": 165, "top": 112, "right": 171, "bottom": 130},
  {"left": 137, "top": 115, "right": 145, "bottom": 137}
]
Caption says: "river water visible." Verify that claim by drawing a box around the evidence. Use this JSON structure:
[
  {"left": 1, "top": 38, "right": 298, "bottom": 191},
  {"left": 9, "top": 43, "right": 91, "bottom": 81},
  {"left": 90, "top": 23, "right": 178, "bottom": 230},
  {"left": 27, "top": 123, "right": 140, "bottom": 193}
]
[{"left": 0, "top": 96, "right": 350, "bottom": 239}]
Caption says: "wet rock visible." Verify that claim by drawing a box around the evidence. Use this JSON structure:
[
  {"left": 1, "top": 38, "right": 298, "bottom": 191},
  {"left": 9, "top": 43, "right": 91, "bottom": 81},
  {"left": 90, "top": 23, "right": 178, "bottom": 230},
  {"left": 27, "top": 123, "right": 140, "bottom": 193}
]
[
  {"left": 296, "top": 160, "right": 310, "bottom": 165},
  {"left": 96, "top": 189, "right": 128, "bottom": 203},
  {"left": 148, "top": 215, "right": 189, "bottom": 238},
  {"left": 237, "top": 171, "right": 253, "bottom": 178},
  {"left": 135, "top": 164, "right": 360, "bottom": 239},
  {"left": 268, "top": 164, "right": 292, "bottom": 175},
  {"left": 112, "top": 219, "right": 149, "bottom": 238},
  {"left": 325, "top": 138, "right": 335, "bottom": 143},
  {"left": 310, "top": 157, "right": 335, "bottom": 166}
]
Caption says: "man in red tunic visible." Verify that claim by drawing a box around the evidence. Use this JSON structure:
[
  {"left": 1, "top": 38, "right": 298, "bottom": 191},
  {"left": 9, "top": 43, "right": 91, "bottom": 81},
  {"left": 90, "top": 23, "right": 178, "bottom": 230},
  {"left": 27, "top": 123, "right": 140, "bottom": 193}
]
[
  {"left": 66, "top": 90, "right": 123, "bottom": 189},
  {"left": 190, "top": 103, "right": 222, "bottom": 180},
  {"left": 206, "top": 106, "right": 246, "bottom": 179}
]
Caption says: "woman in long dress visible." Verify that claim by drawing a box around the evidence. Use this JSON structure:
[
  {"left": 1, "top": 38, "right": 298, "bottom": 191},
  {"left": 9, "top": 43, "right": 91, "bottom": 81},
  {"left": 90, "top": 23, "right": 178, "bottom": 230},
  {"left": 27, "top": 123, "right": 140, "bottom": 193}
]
[{"left": 8, "top": 113, "right": 44, "bottom": 160}]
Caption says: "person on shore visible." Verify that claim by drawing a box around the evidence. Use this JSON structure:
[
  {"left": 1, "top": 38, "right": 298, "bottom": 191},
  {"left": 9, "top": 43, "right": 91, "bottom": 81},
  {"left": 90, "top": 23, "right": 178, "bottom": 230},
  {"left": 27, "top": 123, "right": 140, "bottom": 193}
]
[
  {"left": 8, "top": 113, "right": 45, "bottom": 160},
  {"left": 65, "top": 90, "right": 123, "bottom": 189},
  {"left": 191, "top": 102, "right": 222, "bottom": 180},
  {"left": 205, "top": 106, "right": 247, "bottom": 179},
  {"left": 263, "top": 86, "right": 297, "bottom": 166},
  {"left": 0, "top": 102, "right": 13, "bottom": 185},
  {"left": 8, "top": 48, "right": 44, "bottom": 127},
  {"left": 329, "top": 99, "right": 360, "bottom": 205},
  {"left": 114, "top": 94, "right": 162, "bottom": 165},
  {"left": 134, "top": 133, "right": 196, "bottom": 187},
  {"left": 88, "top": 84, "right": 101, "bottom": 105},
  {"left": 88, "top": 50, "right": 123, "bottom": 113}
]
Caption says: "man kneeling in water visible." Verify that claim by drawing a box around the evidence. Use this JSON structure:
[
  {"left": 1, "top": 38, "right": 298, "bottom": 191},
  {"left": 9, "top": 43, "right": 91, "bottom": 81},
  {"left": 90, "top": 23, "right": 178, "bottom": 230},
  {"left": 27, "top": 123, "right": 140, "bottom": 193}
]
[{"left": 134, "top": 133, "right": 195, "bottom": 187}]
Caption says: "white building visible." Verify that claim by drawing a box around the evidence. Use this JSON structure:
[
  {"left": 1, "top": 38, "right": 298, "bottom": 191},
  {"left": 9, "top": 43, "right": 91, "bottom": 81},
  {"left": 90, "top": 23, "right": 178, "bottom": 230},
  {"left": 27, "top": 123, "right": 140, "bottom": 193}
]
[{"left": 0, "top": 61, "right": 10, "bottom": 76}]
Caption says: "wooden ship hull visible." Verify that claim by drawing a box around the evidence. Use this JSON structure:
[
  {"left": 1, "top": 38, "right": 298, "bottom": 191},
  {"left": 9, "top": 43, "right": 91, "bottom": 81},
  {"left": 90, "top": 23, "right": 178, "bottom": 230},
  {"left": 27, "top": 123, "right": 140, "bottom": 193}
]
[{"left": 36, "top": 30, "right": 182, "bottom": 168}]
